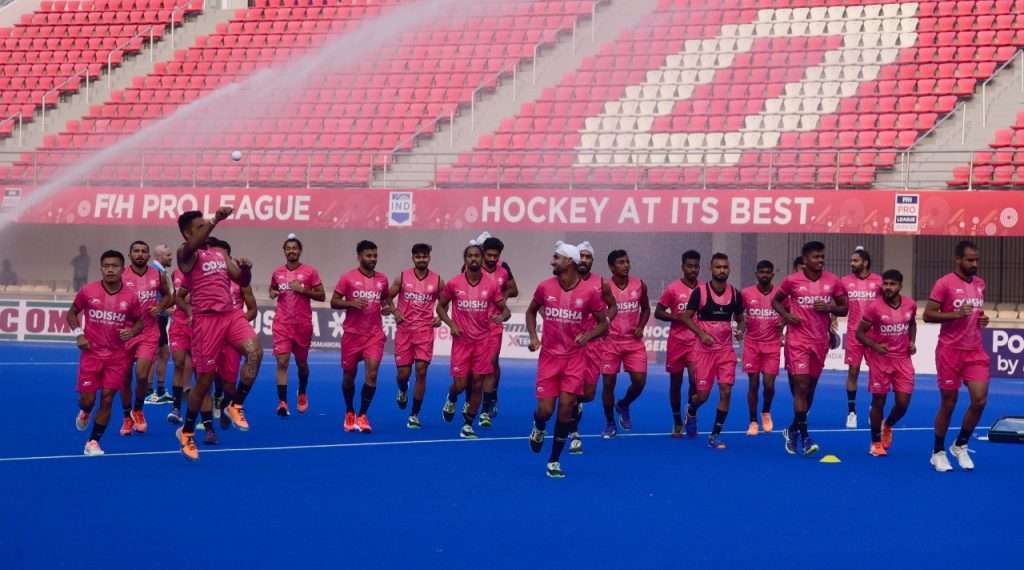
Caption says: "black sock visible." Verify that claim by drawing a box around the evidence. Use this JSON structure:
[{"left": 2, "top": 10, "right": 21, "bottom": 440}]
[
  {"left": 79, "top": 401, "right": 92, "bottom": 414},
  {"left": 358, "top": 384, "right": 376, "bottom": 416},
  {"left": 213, "top": 376, "right": 224, "bottom": 399},
  {"left": 234, "top": 381, "right": 253, "bottom": 405},
  {"left": 871, "top": 424, "right": 882, "bottom": 443},
  {"left": 463, "top": 411, "right": 475, "bottom": 426},
  {"left": 749, "top": 409, "right": 757, "bottom": 423},
  {"left": 277, "top": 384, "right": 287, "bottom": 403},
  {"left": 398, "top": 379, "right": 410, "bottom": 393},
  {"left": 712, "top": 408, "right": 727, "bottom": 435},
  {"left": 133, "top": 397, "right": 145, "bottom": 412},
  {"left": 298, "top": 371, "right": 309, "bottom": 395},
  {"left": 570, "top": 400, "right": 583, "bottom": 434},
  {"left": 220, "top": 396, "right": 231, "bottom": 411},
  {"left": 533, "top": 412, "right": 546, "bottom": 432},
  {"left": 343, "top": 384, "right": 355, "bottom": 413},
  {"left": 122, "top": 404, "right": 132, "bottom": 418},
  {"left": 884, "top": 416, "right": 895, "bottom": 428},
  {"left": 183, "top": 409, "right": 199, "bottom": 433},
  {"left": 549, "top": 421, "right": 570, "bottom": 462},
  {"left": 671, "top": 401, "right": 682, "bottom": 425},
  {"left": 934, "top": 434, "right": 945, "bottom": 453},
  {"left": 761, "top": 404, "right": 770, "bottom": 414},
  {"left": 201, "top": 410, "right": 214, "bottom": 432},
  {"left": 412, "top": 397, "right": 423, "bottom": 415},
  {"left": 795, "top": 411, "right": 808, "bottom": 437},
  {"left": 847, "top": 390, "right": 856, "bottom": 413},
  {"left": 954, "top": 427, "right": 971, "bottom": 447},
  {"left": 156, "top": 384, "right": 166, "bottom": 396},
  {"left": 603, "top": 403, "right": 614, "bottom": 423},
  {"left": 172, "top": 386, "right": 183, "bottom": 409},
  {"left": 482, "top": 391, "right": 496, "bottom": 414},
  {"left": 89, "top": 422, "right": 108, "bottom": 442},
  {"left": 686, "top": 404, "right": 697, "bottom": 418}
]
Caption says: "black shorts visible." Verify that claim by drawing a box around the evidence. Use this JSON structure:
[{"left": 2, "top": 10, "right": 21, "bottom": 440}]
[{"left": 158, "top": 314, "right": 169, "bottom": 347}]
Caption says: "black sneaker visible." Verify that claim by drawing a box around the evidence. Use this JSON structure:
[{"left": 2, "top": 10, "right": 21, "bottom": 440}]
[
  {"left": 546, "top": 462, "right": 565, "bottom": 478},
  {"left": 529, "top": 427, "right": 545, "bottom": 453}
]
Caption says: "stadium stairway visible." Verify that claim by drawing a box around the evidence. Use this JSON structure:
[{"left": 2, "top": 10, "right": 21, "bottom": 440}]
[
  {"left": 372, "top": 0, "right": 659, "bottom": 188},
  {"left": 873, "top": 49, "right": 1024, "bottom": 190},
  {"left": 0, "top": 2, "right": 235, "bottom": 165}
]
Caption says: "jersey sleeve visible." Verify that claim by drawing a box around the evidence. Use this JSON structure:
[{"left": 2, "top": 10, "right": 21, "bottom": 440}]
[
  {"left": 685, "top": 288, "right": 702, "bottom": 312},
  {"left": 442, "top": 278, "right": 454, "bottom": 301},
  {"left": 779, "top": 275, "right": 793, "bottom": 296},
  {"left": 532, "top": 284, "right": 546, "bottom": 306},
  {"left": 310, "top": 267, "right": 323, "bottom": 288},
  {"left": 657, "top": 285, "right": 673, "bottom": 308},
  {"left": 831, "top": 275, "right": 847, "bottom": 299},
  {"left": 72, "top": 289, "right": 87, "bottom": 311},
  {"left": 588, "top": 286, "right": 605, "bottom": 313},
  {"left": 732, "top": 288, "right": 744, "bottom": 316},
  {"left": 501, "top": 261, "right": 514, "bottom": 280},
  {"left": 928, "top": 278, "right": 947, "bottom": 305},
  {"left": 334, "top": 274, "right": 348, "bottom": 296},
  {"left": 861, "top": 301, "right": 877, "bottom": 327},
  {"left": 491, "top": 284, "right": 504, "bottom": 305}
]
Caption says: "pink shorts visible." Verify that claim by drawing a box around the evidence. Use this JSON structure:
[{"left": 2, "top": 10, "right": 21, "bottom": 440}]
[
  {"left": 601, "top": 337, "right": 648, "bottom": 375},
  {"left": 742, "top": 340, "right": 781, "bottom": 375},
  {"left": 394, "top": 327, "right": 435, "bottom": 367},
  {"left": 936, "top": 346, "right": 990, "bottom": 390},
  {"left": 451, "top": 336, "right": 493, "bottom": 377},
  {"left": 536, "top": 351, "right": 585, "bottom": 398},
  {"left": 665, "top": 335, "right": 696, "bottom": 374},
  {"left": 583, "top": 338, "right": 605, "bottom": 385},
  {"left": 341, "top": 330, "right": 386, "bottom": 371},
  {"left": 168, "top": 316, "right": 191, "bottom": 353},
  {"left": 844, "top": 333, "right": 866, "bottom": 366},
  {"left": 191, "top": 311, "right": 256, "bottom": 374},
  {"left": 218, "top": 344, "right": 242, "bottom": 382},
  {"left": 693, "top": 347, "right": 738, "bottom": 391},
  {"left": 866, "top": 353, "right": 915, "bottom": 394},
  {"left": 78, "top": 352, "right": 130, "bottom": 393},
  {"left": 785, "top": 341, "right": 828, "bottom": 379},
  {"left": 125, "top": 326, "right": 160, "bottom": 362},
  {"left": 272, "top": 319, "right": 313, "bottom": 362},
  {"left": 490, "top": 327, "right": 504, "bottom": 356}
]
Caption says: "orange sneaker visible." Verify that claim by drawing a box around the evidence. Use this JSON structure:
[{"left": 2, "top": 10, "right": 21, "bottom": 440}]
[
  {"left": 226, "top": 403, "right": 250, "bottom": 432},
  {"left": 869, "top": 441, "right": 887, "bottom": 457},
  {"left": 746, "top": 421, "right": 759, "bottom": 436},
  {"left": 297, "top": 393, "right": 308, "bottom": 414},
  {"left": 344, "top": 412, "right": 356, "bottom": 432},
  {"left": 881, "top": 424, "right": 893, "bottom": 449},
  {"left": 761, "top": 412, "right": 774, "bottom": 433},
  {"left": 354, "top": 414, "right": 372, "bottom": 433},
  {"left": 131, "top": 409, "right": 147, "bottom": 433},
  {"left": 119, "top": 416, "right": 135, "bottom": 436},
  {"left": 177, "top": 427, "right": 199, "bottom": 462}
]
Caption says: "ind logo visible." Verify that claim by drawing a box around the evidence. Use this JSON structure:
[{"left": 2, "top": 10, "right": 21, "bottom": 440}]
[{"left": 388, "top": 192, "right": 413, "bottom": 227}]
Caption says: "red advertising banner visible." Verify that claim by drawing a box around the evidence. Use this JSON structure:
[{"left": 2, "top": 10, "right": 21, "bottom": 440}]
[{"left": 6, "top": 185, "right": 1023, "bottom": 236}]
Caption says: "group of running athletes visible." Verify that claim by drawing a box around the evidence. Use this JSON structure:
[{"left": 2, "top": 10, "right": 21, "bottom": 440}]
[{"left": 69, "top": 208, "right": 992, "bottom": 477}]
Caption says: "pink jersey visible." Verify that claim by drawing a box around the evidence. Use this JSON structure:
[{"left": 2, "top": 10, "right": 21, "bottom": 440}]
[
  {"left": 271, "top": 263, "right": 322, "bottom": 324},
  {"left": 444, "top": 272, "right": 502, "bottom": 341},
  {"left": 229, "top": 281, "right": 244, "bottom": 313},
  {"left": 533, "top": 277, "right": 606, "bottom": 358},
  {"left": 182, "top": 247, "right": 232, "bottom": 314},
  {"left": 842, "top": 272, "right": 883, "bottom": 331},
  {"left": 579, "top": 273, "right": 605, "bottom": 331},
  {"left": 334, "top": 267, "right": 389, "bottom": 336},
  {"left": 397, "top": 268, "right": 440, "bottom": 332},
  {"left": 778, "top": 270, "right": 847, "bottom": 345},
  {"left": 73, "top": 281, "right": 142, "bottom": 358},
  {"left": 658, "top": 279, "right": 701, "bottom": 343},
  {"left": 123, "top": 264, "right": 162, "bottom": 334},
  {"left": 929, "top": 272, "right": 986, "bottom": 350},
  {"left": 686, "top": 283, "right": 743, "bottom": 349},
  {"left": 483, "top": 261, "right": 513, "bottom": 333},
  {"left": 861, "top": 295, "right": 916, "bottom": 357},
  {"left": 742, "top": 285, "right": 782, "bottom": 344},
  {"left": 608, "top": 277, "right": 644, "bottom": 341}
]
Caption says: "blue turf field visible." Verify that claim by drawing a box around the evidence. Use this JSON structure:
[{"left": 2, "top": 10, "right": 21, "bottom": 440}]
[{"left": 1, "top": 341, "right": 1022, "bottom": 567}]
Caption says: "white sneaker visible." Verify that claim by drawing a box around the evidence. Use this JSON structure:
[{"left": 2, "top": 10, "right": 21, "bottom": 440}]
[
  {"left": 75, "top": 410, "right": 90, "bottom": 431},
  {"left": 930, "top": 450, "right": 953, "bottom": 472},
  {"left": 845, "top": 412, "right": 857, "bottom": 429},
  {"left": 84, "top": 440, "right": 104, "bottom": 456},
  {"left": 546, "top": 461, "right": 565, "bottom": 478},
  {"left": 949, "top": 444, "right": 975, "bottom": 471},
  {"left": 569, "top": 435, "right": 583, "bottom": 455}
]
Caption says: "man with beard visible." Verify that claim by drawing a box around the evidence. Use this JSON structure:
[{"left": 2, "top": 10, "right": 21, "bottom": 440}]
[
  {"left": 654, "top": 250, "right": 702, "bottom": 437},
  {"left": 741, "top": 260, "right": 782, "bottom": 436},
  {"left": 600, "top": 249, "right": 650, "bottom": 438},
  {"left": 841, "top": 247, "right": 882, "bottom": 429}
]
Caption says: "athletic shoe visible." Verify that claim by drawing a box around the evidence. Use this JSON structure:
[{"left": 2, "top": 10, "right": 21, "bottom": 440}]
[
  {"left": 746, "top": 421, "right": 759, "bottom": 436},
  {"left": 297, "top": 393, "right": 309, "bottom": 414},
  {"left": 157, "top": 392, "right": 175, "bottom": 404},
  {"left": 949, "top": 444, "right": 974, "bottom": 471},
  {"left": 396, "top": 390, "right": 408, "bottom": 410},
  {"left": 761, "top": 412, "right": 773, "bottom": 433},
  {"left": 546, "top": 461, "right": 565, "bottom": 478},
  {"left": 846, "top": 412, "right": 857, "bottom": 429},
  {"left": 166, "top": 408, "right": 182, "bottom": 425},
  {"left": 460, "top": 425, "right": 478, "bottom": 439},
  {"left": 614, "top": 401, "right": 632, "bottom": 430},
  {"left": 802, "top": 435, "right": 820, "bottom": 457},
  {"left": 569, "top": 435, "right": 583, "bottom": 455},
  {"left": 708, "top": 434, "right": 726, "bottom": 449},
  {"left": 176, "top": 428, "right": 198, "bottom": 462},
  {"left": 76, "top": 410, "right": 90, "bottom": 431},
  {"left": 602, "top": 423, "right": 617, "bottom": 439},
  {"left": 442, "top": 399, "right": 456, "bottom": 423},
  {"left": 343, "top": 412, "right": 356, "bottom": 432},
  {"left": 83, "top": 439, "right": 104, "bottom": 456},
  {"left": 881, "top": 424, "right": 893, "bottom": 449},
  {"left": 203, "top": 430, "right": 218, "bottom": 446},
  {"left": 212, "top": 396, "right": 222, "bottom": 419},
  {"left": 529, "top": 427, "right": 545, "bottom": 453},
  {"left": 407, "top": 415, "right": 421, "bottom": 429},
  {"left": 479, "top": 412, "right": 492, "bottom": 428},
  {"left": 119, "top": 416, "right": 134, "bottom": 436},
  {"left": 684, "top": 411, "right": 698, "bottom": 438},
  {"left": 226, "top": 403, "right": 249, "bottom": 431},
  {"left": 354, "top": 414, "right": 372, "bottom": 433},
  {"left": 462, "top": 401, "right": 469, "bottom": 416},
  {"left": 276, "top": 401, "right": 290, "bottom": 417},
  {"left": 930, "top": 450, "right": 953, "bottom": 472},
  {"left": 131, "top": 410, "right": 147, "bottom": 434},
  {"left": 196, "top": 421, "right": 205, "bottom": 431},
  {"left": 145, "top": 393, "right": 162, "bottom": 405},
  {"left": 783, "top": 427, "right": 798, "bottom": 455},
  {"left": 671, "top": 423, "right": 684, "bottom": 438},
  {"left": 869, "top": 442, "right": 887, "bottom": 457}
]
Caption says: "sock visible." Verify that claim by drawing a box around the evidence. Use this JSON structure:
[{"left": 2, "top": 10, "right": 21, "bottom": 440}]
[
  {"left": 183, "top": 409, "right": 199, "bottom": 433},
  {"left": 398, "top": 379, "right": 410, "bottom": 393},
  {"left": 234, "top": 381, "right": 253, "bottom": 405},
  {"left": 712, "top": 408, "right": 727, "bottom": 435},
  {"left": 795, "top": 411, "right": 808, "bottom": 437},
  {"left": 122, "top": 404, "right": 131, "bottom": 418},
  {"left": 213, "top": 376, "right": 224, "bottom": 399},
  {"left": 533, "top": 412, "right": 546, "bottom": 432},
  {"left": 298, "top": 371, "right": 309, "bottom": 395},
  {"left": 343, "top": 384, "right": 355, "bottom": 413},
  {"left": 79, "top": 402, "right": 92, "bottom": 414},
  {"left": 749, "top": 410, "right": 757, "bottom": 423},
  {"left": 220, "top": 396, "right": 231, "bottom": 411},
  {"left": 954, "top": 427, "right": 971, "bottom": 447},
  {"left": 847, "top": 390, "right": 857, "bottom": 413},
  {"left": 761, "top": 404, "right": 771, "bottom": 414},
  {"left": 277, "top": 384, "right": 287, "bottom": 403},
  {"left": 686, "top": 404, "right": 697, "bottom": 418},
  {"left": 603, "top": 403, "right": 614, "bottom": 424},
  {"left": 570, "top": 400, "right": 583, "bottom": 434},
  {"left": 671, "top": 401, "right": 682, "bottom": 425},
  {"left": 548, "top": 421, "right": 570, "bottom": 463},
  {"left": 482, "top": 391, "right": 496, "bottom": 414},
  {"left": 133, "top": 397, "right": 145, "bottom": 412},
  {"left": 871, "top": 424, "right": 882, "bottom": 443},
  {"left": 412, "top": 397, "right": 423, "bottom": 415},
  {"left": 172, "top": 386, "right": 183, "bottom": 409},
  {"left": 884, "top": 416, "right": 895, "bottom": 428},
  {"left": 89, "top": 422, "right": 108, "bottom": 442},
  {"left": 358, "top": 384, "right": 376, "bottom": 416},
  {"left": 201, "top": 410, "right": 214, "bottom": 432},
  {"left": 934, "top": 435, "right": 945, "bottom": 453},
  {"left": 156, "top": 384, "right": 166, "bottom": 396},
  {"left": 463, "top": 411, "right": 476, "bottom": 426}
]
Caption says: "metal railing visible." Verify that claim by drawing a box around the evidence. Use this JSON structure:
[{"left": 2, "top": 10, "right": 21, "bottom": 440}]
[
  {"left": 0, "top": 112, "right": 24, "bottom": 147},
  {"left": 39, "top": 68, "right": 91, "bottom": 132},
  {"left": 980, "top": 48, "right": 1024, "bottom": 127}
]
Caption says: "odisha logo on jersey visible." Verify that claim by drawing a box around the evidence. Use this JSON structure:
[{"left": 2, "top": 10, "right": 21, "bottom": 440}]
[
  {"left": 88, "top": 309, "right": 127, "bottom": 322},
  {"left": 796, "top": 295, "right": 832, "bottom": 305},
  {"left": 617, "top": 301, "right": 640, "bottom": 311},
  {"left": 879, "top": 323, "right": 910, "bottom": 334},
  {"left": 456, "top": 299, "right": 489, "bottom": 310},
  {"left": 404, "top": 291, "right": 436, "bottom": 303},
  {"left": 276, "top": 283, "right": 291, "bottom": 291},
  {"left": 748, "top": 308, "right": 778, "bottom": 317},
  {"left": 847, "top": 290, "right": 878, "bottom": 299},
  {"left": 544, "top": 306, "right": 583, "bottom": 321},
  {"left": 201, "top": 260, "right": 227, "bottom": 272},
  {"left": 137, "top": 290, "right": 158, "bottom": 301},
  {"left": 952, "top": 298, "right": 984, "bottom": 310},
  {"left": 351, "top": 290, "right": 382, "bottom": 300}
]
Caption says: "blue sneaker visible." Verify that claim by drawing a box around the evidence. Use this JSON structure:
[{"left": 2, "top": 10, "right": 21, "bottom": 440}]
[
  {"left": 614, "top": 401, "right": 632, "bottom": 431},
  {"left": 783, "top": 427, "right": 798, "bottom": 455},
  {"left": 802, "top": 435, "right": 820, "bottom": 457},
  {"left": 166, "top": 408, "right": 182, "bottom": 425},
  {"left": 684, "top": 411, "right": 698, "bottom": 438},
  {"left": 601, "top": 423, "right": 617, "bottom": 439},
  {"left": 708, "top": 434, "right": 726, "bottom": 449}
]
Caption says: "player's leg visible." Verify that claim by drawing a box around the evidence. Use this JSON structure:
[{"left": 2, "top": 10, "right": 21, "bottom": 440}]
[
  {"left": 200, "top": 392, "right": 218, "bottom": 445},
  {"left": 869, "top": 390, "right": 888, "bottom": 456},
  {"left": 77, "top": 390, "right": 97, "bottom": 432},
  {"left": 746, "top": 372, "right": 761, "bottom": 435},
  {"left": 295, "top": 356, "right": 311, "bottom": 412},
  {"left": 275, "top": 352, "right": 292, "bottom": 415},
  {"left": 845, "top": 362, "right": 861, "bottom": 429},
  {"left": 293, "top": 323, "right": 313, "bottom": 412},
  {"left": 761, "top": 372, "right": 777, "bottom": 432},
  {"left": 531, "top": 396, "right": 556, "bottom": 453},
  {"left": 354, "top": 357, "right": 380, "bottom": 432},
  {"left": 118, "top": 361, "right": 137, "bottom": 435},
  {"left": 395, "top": 364, "right": 412, "bottom": 409},
  {"left": 569, "top": 381, "right": 597, "bottom": 454},
  {"left": 949, "top": 380, "right": 988, "bottom": 470},
  {"left": 668, "top": 372, "right": 684, "bottom": 436},
  {"left": 445, "top": 374, "right": 468, "bottom": 423},
  {"left": 785, "top": 372, "right": 811, "bottom": 455},
  {"left": 85, "top": 387, "right": 118, "bottom": 455},
  {"left": 168, "top": 350, "right": 189, "bottom": 423},
  {"left": 393, "top": 329, "right": 412, "bottom": 410},
  {"left": 601, "top": 373, "right": 618, "bottom": 437},
  {"left": 130, "top": 356, "right": 154, "bottom": 432},
  {"left": 228, "top": 335, "right": 263, "bottom": 418},
  {"left": 410, "top": 360, "right": 428, "bottom": 423},
  {"left": 546, "top": 390, "right": 577, "bottom": 477},
  {"left": 484, "top": 341, "right": 501, "bottom": 416},
  {"left": 177, "top": 371, "right": 214, "bottom": 461},
  {"left": 461, "top": 373, "right": 486, "bottom": 438},
  {"left": 881, "top": 390, "right": 911, "bottom": 451},
  {"left": 708, "top": 381, "right": 732, "bottom": 449}
]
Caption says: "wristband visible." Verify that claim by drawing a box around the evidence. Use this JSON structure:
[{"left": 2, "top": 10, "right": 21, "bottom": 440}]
[{"left": 72, "top": 327, "right": 84, "bottom": 337}]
